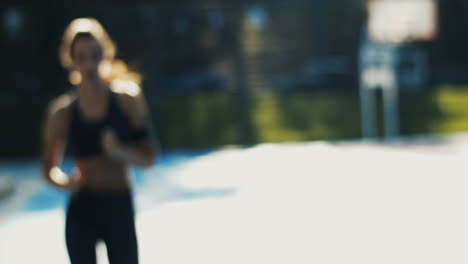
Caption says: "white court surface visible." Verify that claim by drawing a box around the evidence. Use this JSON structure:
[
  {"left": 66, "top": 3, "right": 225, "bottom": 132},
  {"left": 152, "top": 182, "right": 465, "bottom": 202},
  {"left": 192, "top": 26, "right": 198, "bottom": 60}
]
[{"left": 2, "top": 134, "right": 468, "bottom": 264}]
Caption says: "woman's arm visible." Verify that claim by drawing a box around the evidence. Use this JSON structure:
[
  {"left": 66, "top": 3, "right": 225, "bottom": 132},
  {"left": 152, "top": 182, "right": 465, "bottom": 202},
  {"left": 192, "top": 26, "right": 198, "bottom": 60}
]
[
  {"left": 103, "top": 90, "right": 158, "bottom": 168},
  {"left": 102, "top": 129, "right": 156, "bottom": 167},
  {"left": 41, "top": 96, "right": 73, "bottom": 191}
]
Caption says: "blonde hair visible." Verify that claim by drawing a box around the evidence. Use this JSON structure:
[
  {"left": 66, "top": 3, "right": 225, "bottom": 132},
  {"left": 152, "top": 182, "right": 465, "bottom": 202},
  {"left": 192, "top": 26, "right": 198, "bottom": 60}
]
[{"left": 59, "top": 17, "right": 141, "bottom": 86}]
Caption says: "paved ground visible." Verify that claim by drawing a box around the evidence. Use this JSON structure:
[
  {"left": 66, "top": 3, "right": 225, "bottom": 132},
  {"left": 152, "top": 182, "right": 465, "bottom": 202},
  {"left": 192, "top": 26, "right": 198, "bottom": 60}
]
[{"left": 1, "top": 134, "right": 468, "bottom": 264}]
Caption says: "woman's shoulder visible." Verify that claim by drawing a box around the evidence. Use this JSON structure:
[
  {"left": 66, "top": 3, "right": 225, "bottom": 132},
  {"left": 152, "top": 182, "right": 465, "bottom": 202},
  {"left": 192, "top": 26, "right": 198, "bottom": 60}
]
[
  {"left": 46, "top": 92, "right": 75, "bottom": 120},
  {"left": 110, "top": 80, "right": 141, "bottom": 100},
  {"left": 110, "top": 80, "right": 143, "bottom": 110},
  {"left": 110, "top": 80, "right": 145, "bottom": 125}
]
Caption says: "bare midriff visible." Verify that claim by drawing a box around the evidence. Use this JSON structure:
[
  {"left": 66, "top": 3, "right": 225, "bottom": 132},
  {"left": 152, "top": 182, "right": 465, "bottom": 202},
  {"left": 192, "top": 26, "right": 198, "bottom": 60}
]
[{"left": 74, "top": 156, "right": 131, "bottom": 192}]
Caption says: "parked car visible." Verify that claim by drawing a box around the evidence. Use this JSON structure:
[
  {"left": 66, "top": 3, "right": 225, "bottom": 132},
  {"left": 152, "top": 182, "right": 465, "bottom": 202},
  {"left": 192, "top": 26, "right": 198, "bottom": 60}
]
[
  {"left": 156, "top": 70, "right": 227, "bottom": 93},
  {"left": 277, "top": 56, "right": 357, "bottom": 92}
]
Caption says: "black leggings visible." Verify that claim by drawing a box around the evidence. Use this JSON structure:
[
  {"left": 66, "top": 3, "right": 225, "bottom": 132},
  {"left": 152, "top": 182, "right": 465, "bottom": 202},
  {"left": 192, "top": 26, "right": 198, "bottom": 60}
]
[{"left": 65, "top": 188, "right": 138, "bottom": 264}]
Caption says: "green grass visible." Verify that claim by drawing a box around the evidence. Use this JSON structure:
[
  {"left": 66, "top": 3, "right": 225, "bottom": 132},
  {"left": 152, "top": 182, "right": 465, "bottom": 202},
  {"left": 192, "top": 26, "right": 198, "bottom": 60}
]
[
  {"left": 430, "top": 85, "right": 468, "bottom": 133},
  {"left": 253, "top": 93, "right": 361, "bottom": 142}
]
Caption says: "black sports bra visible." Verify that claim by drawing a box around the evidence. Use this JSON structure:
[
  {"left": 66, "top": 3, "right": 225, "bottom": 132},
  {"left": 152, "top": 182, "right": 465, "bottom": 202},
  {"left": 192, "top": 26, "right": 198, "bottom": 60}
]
[{"left": 67, "top": 91, "right": 146, "bottom": 159}]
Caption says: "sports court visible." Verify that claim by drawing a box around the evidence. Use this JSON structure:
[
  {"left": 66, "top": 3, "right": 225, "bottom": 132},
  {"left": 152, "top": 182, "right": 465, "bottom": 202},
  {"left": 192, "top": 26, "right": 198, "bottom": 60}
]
[{"left": 1, "top": 134, "right": 468, "bottom": 264}]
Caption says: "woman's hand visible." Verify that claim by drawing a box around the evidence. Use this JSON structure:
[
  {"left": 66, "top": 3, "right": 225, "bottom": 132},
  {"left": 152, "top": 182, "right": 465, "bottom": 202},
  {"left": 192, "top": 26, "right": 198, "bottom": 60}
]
[
  {"left": 101, "top": 128, "right": 154, "bottom": 167},
  {"left": 67, "top": 167, "right": 83, "bottom": 195},
  {"left": 102, "top": 129, "right": 124, "bottom": 159}
]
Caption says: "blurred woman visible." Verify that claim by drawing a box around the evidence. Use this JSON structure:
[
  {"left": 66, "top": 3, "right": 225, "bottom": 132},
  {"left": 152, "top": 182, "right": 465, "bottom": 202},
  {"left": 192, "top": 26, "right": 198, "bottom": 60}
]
[{"left": 42, "top": 17, "right": 157, "bottom": 264}]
